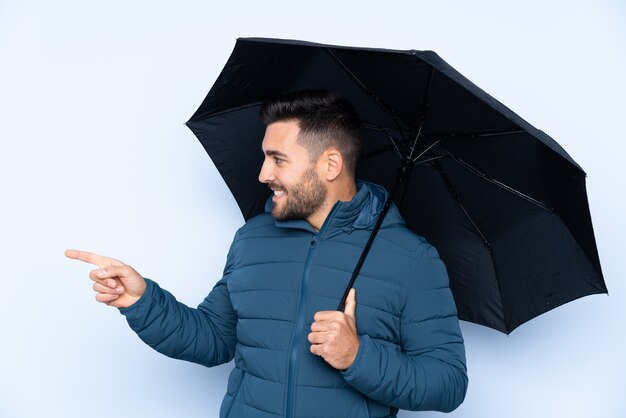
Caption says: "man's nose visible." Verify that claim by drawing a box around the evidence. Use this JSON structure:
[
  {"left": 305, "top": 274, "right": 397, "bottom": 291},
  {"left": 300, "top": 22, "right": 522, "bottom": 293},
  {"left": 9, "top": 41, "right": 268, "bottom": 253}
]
[{"left": 258, "top": 160, "right": 274, "bottom": 184}]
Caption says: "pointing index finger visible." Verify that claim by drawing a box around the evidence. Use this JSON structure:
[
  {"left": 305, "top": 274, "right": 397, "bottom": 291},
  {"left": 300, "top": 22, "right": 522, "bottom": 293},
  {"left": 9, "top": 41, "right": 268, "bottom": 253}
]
[{"left": 64, "top": 249, "right": 123, "bottom": 268}]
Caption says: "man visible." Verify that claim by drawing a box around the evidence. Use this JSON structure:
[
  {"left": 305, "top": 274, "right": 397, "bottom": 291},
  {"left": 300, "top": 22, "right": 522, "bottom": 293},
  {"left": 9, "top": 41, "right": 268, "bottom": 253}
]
[{"left": 66, "top": 90, "right": 468, "bottom": 417}]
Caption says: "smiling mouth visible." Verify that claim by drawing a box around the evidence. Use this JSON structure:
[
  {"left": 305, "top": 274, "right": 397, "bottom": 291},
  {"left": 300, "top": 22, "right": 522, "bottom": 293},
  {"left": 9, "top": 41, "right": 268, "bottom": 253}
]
[
  {"left": 272, "top": 190, "right": 285, "bottom": 201},
  {"left": 269, "top": 183, "right": 286, "bottom": 201}
]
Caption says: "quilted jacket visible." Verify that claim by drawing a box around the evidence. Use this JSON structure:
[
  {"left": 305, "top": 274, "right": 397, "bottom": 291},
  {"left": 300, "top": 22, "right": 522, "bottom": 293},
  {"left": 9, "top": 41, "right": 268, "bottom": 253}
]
[{"left": 119, "top": 181, "right": 468, "bottom": 417}]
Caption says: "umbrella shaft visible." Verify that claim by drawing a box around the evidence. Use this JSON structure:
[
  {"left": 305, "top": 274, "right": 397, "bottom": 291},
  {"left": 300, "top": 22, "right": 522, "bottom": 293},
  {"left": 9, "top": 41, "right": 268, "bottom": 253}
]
[{"left": 337, "top": 157, "right": 414, "bottom": 311}]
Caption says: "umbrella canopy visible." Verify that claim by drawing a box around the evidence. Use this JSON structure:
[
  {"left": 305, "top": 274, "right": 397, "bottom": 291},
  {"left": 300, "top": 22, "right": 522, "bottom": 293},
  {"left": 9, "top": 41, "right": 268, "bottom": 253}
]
[{"left": 186, "top": 37, "right": 607, "bottom": 333}]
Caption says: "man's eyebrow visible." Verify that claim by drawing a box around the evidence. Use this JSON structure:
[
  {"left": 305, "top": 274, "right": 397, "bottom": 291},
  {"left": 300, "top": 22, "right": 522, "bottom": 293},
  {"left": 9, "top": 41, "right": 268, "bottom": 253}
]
[{"left": 263, "top": 149, "right": 289, "bottom": 158}]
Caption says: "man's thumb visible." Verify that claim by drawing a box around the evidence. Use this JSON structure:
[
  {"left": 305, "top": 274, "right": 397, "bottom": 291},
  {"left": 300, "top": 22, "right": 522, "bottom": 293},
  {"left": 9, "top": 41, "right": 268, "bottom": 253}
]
[{"left": 344, "top": 288, "right": 356, "bottom": 320}]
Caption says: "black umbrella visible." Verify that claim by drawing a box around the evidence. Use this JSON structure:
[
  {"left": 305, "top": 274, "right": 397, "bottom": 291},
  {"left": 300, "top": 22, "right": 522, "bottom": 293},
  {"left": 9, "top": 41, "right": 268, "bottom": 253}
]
[{"left": 186, "top": 37, "right": 607, "bottom": 334}]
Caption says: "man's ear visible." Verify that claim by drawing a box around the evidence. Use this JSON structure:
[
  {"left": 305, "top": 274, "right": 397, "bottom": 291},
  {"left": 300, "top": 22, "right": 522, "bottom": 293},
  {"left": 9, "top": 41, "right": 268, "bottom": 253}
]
[{"left": 323, "top": 148, "right": 343, "bottom": 181}]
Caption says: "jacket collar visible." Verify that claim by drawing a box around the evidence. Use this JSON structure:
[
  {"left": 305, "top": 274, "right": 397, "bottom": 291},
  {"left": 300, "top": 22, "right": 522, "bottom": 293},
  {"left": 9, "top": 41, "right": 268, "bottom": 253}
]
[{"left": 263, "top": 180, "right": 405, "bottom": 237}]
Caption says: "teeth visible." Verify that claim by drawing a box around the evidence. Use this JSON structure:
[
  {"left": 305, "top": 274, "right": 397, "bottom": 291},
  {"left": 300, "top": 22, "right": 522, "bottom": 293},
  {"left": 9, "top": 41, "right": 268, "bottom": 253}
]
[{"left": 274, "top": 190, "right": 285, "bottom": 197}]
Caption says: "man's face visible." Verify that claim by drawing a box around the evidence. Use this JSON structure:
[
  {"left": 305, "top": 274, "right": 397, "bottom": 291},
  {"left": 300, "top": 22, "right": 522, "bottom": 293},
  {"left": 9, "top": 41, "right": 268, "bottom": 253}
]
[{"left": 258, "top": 120, "right": 327, "bottom": 221}]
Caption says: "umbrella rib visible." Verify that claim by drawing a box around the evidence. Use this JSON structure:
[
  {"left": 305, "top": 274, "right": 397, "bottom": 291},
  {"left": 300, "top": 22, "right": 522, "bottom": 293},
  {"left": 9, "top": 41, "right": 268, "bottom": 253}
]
[
  {"left": 414, "top": 155, "right": 446, "bottom": 166},
  {"left": 187, "top": 101, "right": 263, "bottom": 122},
  {"left": 379, "top": 127, "right": 403, "bottom": 159},
  {"left": 411, "top": 139, "right": 440, "bottom": 162},
  {"left": 362, "top": 122, "right": 420, "bottom": 138},
  {"left": 431, "top": 160, "right": 492, "bottom": 250},
  {"left": 324, "top": 48, "right": 413, "bottom": 149},
  {"left": 409, "top": 66, "right": 435, "bottom": 160},
  {"left": 427, "top": 129, "right": 527, "bottom": 139},
  {"left": 408, "top": 122, "right": 424, "bottom": 160},
  {"left": 431, "top": 159, "right": 509, "bottom": 331},
  {"left": 358, "top": 124, "right": 404, "bottom": 159},
  {"left": 472, "top": 129, "right": 525, "bottom": 137},
  {"left": 363, "top": 127, "right": 527, "bottom": 140},
  {"left": 448, "top": 154, "right": 555, "bottom": 212}
]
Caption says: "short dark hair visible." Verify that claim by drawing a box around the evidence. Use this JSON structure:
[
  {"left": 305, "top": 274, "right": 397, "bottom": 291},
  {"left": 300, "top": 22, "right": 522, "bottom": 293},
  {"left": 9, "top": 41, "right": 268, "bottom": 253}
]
[{"left": 259, "top": 90, "right": 362, "bottom": 176}]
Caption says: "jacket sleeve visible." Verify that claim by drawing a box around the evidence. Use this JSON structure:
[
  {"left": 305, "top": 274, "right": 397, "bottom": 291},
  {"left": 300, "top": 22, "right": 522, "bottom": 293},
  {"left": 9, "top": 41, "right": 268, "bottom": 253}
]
[
  {"left": 341, "top": 244, "right": 468, "bottom": 412},
  {"left": 117, "top": 240, "right": 239, "bottom": 368}
]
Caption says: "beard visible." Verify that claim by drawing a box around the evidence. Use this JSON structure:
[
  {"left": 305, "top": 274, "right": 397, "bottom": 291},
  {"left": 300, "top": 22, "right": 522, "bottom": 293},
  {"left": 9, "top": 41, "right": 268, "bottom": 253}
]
[{"left": 270, "top": 166, "right": 327, "bottom": 221}]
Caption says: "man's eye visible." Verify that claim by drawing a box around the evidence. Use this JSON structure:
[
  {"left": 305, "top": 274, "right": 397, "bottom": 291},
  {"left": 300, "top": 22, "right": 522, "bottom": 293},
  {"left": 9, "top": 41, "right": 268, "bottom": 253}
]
[{"left": 274, "top": 158, "right": 285, "bottom": 164}]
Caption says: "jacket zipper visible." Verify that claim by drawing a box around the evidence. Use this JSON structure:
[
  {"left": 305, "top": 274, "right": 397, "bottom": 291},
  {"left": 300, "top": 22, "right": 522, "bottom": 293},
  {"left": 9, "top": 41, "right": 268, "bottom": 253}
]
[
  {"left": 285, "top": 235, "right": 316, "bottom": 418},
  {"left": 285, "top": 207, "right": 338, "bottom": 418}
]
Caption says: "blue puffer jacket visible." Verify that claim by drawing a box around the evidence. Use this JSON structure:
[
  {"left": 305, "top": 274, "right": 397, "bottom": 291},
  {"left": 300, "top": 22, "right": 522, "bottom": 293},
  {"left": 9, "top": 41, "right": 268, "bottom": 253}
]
[{"left": 120, "top": 181, "right": 468, "bottom": 417}]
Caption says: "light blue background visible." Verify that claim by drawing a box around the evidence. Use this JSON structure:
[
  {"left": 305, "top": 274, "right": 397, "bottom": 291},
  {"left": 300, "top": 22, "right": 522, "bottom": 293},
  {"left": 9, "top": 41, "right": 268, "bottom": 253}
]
[{"left": 1, "top": 1, "right": 624, "bottom": 417}]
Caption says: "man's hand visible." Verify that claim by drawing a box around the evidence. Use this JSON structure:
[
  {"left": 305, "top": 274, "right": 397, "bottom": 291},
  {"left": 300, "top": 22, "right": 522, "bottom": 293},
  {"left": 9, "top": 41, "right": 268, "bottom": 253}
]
[
  {"left": 308, "top": 288, "right": 359, "bottom": 371},
  {"left": 65, "top": 249, "right": 146, "bottom": 309}
]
